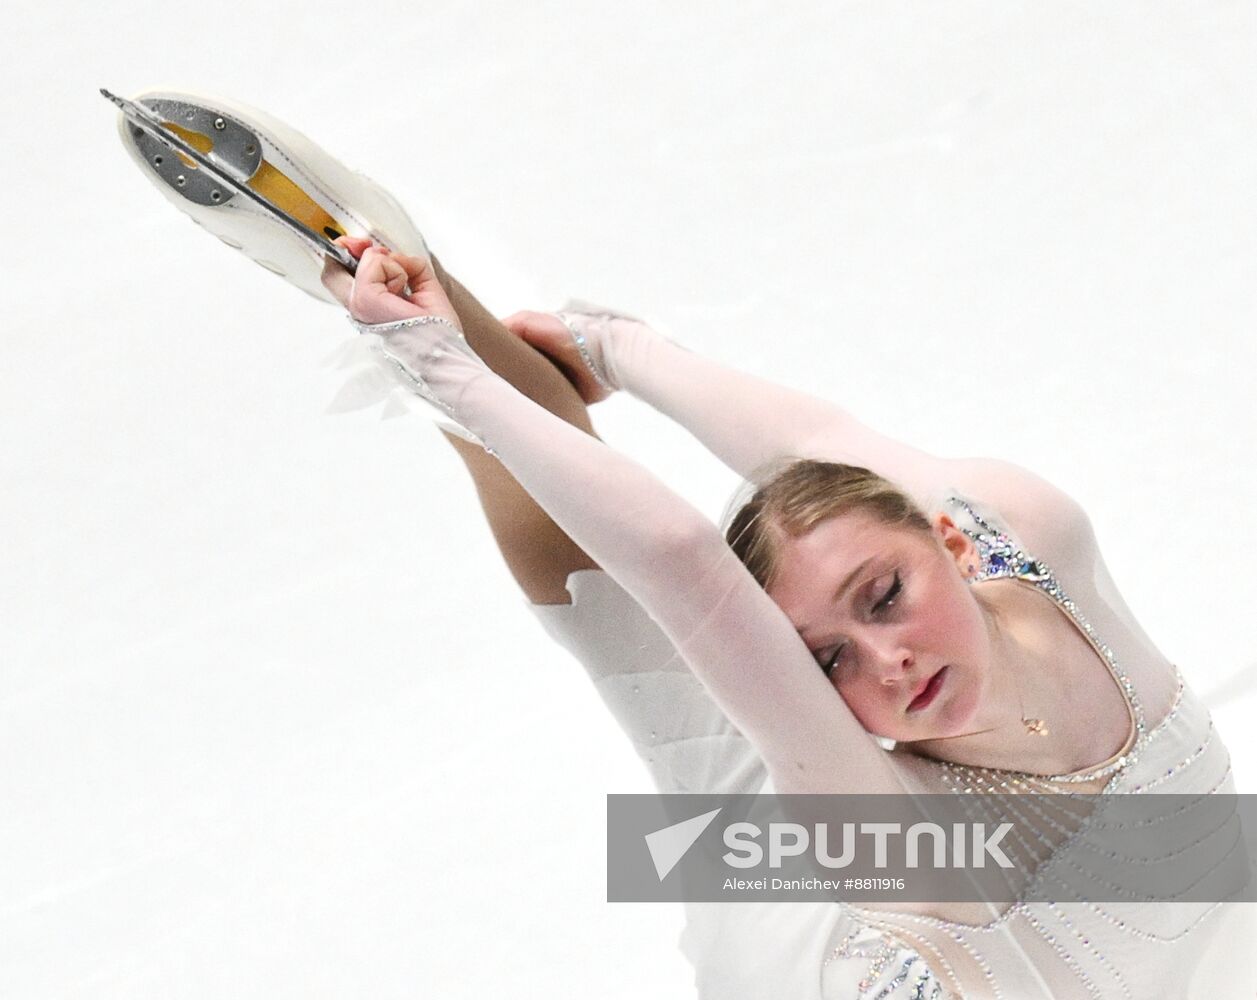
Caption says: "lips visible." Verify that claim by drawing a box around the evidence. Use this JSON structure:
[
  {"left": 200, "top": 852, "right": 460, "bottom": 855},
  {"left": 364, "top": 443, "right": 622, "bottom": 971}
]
[{"left": 907, "top": 666, "right": 948, "bottom": 713}]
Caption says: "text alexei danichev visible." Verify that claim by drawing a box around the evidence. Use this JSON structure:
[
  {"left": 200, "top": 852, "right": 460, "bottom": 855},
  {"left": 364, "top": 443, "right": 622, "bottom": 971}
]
[{"left": 723, "top": 877, "right": 907, "bottom": 891}]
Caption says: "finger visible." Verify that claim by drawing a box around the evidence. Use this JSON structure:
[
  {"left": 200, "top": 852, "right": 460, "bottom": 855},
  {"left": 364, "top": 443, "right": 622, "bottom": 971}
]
[
  {"left": 354, "top": 246, "right": 390, "bottom": 285},
  {"left": 334, "top": 235, "right": 375, "bottom": 260},
  {"left": 500, "top": 311, "right": 532, "bottom": 333},
  {"left": 503, "top": 312, "right": 571, "bottom": 348},
  {"left": 347, "top": 248, "right": 392, "bottom": 314},
  {"left": 354, "top": 249, "right": 408, "bottom": 294},
  {"left": 389, "top": 251, "right": 436, "bottom": 288},
  {"left": 500, "top": 310, "right": 552, "bottom": 333},
  {"left": 383, "top": 256, "right": 409, "bottom": 296},
  {"left": 346, "top": 251, "right": 425, "bottom": 324},
  {"left": 390, "top": 253, "right": 447, "bottom": 309}
]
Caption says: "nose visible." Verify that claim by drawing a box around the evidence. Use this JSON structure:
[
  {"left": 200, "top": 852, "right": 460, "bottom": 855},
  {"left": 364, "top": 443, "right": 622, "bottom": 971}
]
[{"left": 867, "top": 634, "right": 914, "bottom": 685}]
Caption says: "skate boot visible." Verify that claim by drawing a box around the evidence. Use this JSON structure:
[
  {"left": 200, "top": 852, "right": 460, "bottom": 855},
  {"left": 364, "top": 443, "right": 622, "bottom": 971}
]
[{"left": 104, "top": 87, "right": 427, "bottom": 305}]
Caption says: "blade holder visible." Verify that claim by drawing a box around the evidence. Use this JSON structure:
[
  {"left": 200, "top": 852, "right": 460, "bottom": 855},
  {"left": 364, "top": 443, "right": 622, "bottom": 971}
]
[{"left": 129, "top": 99, "right": 263, "bottom": 207}]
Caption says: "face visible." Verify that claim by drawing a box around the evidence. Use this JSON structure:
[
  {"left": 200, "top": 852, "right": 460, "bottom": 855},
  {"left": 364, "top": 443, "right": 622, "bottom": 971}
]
[{"left": 766, "top": 510, "right": 990, "bottom": 743}]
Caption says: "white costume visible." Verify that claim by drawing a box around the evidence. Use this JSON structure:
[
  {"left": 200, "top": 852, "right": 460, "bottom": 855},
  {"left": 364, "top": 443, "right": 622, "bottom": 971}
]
[
  {"left": 108, "top": 87, "right": 1252, "bottom": 997},
  {"left": 348, "top": 311, "right": 1254, "bottom": 998}
]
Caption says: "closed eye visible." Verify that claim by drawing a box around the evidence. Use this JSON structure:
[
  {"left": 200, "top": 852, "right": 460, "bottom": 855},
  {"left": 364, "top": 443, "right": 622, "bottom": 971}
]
[
  {"left": 815, "top": 572, "right": 902, "bottom": 677},
  {"left": 818, "top": 643, "right": 847, "bottom": 678},
  {"left": 873, "top": 572, "right": 902, "bottom": 614}
]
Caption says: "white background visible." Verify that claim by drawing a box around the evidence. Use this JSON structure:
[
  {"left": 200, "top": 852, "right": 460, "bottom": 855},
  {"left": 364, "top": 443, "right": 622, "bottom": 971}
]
[{"left": 3, "top": 2, "right": 1256, "bottom": 997}]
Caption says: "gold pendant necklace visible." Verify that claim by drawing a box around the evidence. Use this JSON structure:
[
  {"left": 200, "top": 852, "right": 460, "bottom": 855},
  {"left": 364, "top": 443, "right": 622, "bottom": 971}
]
[
  {"left": 969, "top": 560, "right": 1050, "bottom": 738},
  {"left": 1015, "top": 678, "right": 1049, "bottom": 736}
]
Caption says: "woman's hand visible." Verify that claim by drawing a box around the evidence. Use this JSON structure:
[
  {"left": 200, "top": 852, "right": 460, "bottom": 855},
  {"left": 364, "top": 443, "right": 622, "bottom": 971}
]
[
  {"left": 500, "top": 310, "right": 615, "bottom": 404},
  {"left": 321, "top": 236, "right": 461, "bottom": 330}
]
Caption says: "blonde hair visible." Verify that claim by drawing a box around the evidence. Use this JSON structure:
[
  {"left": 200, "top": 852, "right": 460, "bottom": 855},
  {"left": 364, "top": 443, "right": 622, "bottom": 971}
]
[{"left": 724, "top": 460, "right": 932, "bottom": 590}]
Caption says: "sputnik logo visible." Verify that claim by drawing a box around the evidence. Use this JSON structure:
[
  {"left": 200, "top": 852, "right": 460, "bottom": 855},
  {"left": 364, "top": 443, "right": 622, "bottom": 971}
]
[{"left": 644, "top": 808, "right": 723, "bottom": 881}]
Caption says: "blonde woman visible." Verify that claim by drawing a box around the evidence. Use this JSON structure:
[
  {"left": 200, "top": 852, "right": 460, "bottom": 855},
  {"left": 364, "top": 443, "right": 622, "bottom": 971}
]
[
  {"left": 323, "top": 238, "right": 1249, "bottom": 999},
  {"left": 115, "top": 91, "right": 1251, "bottom": 999}
]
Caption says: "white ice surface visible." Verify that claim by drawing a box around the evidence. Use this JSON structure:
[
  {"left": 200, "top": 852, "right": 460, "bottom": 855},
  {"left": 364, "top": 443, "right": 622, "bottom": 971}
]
[{"left": 2, "top": 2, "right": 1256, "bottom": 997}]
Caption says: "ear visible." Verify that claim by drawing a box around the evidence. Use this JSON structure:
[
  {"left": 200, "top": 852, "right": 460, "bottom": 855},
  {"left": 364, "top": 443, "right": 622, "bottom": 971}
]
[{"left": 931, "top": 512, "right": 979, "bottom": 579}]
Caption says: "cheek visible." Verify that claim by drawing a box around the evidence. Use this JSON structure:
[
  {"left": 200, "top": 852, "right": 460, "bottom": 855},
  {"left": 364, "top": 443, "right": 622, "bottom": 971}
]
[
  {"left": 833, "top": 675, "right": 898, "bottom": 733},
  {"left": 912, "top": 577, "right": 982, "bottom": 649}
]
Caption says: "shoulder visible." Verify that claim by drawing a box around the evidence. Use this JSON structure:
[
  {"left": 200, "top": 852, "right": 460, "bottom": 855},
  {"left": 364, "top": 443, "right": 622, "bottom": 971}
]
[{"left": 931, "top": 457, "right": 1097, "bottom": 570}]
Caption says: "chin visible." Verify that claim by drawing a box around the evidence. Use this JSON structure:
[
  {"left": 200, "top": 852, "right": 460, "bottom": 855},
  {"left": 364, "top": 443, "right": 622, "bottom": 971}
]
[
  {"left": 902, "top": 675, "right": 980, "bottom": 742},
  {"left": 933, "top": 684, "right": 981, "bottom": 737}
]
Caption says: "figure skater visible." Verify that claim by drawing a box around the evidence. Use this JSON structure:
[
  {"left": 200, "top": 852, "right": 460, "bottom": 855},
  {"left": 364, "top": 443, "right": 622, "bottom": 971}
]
[{"left": 112, "top": 91, "right": 1253, "bottom": 999}]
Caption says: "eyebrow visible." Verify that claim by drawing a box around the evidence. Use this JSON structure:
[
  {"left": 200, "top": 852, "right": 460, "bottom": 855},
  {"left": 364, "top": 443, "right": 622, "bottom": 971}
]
[{"left": 796, "top": 556, "right": 876, "bottom": 642}]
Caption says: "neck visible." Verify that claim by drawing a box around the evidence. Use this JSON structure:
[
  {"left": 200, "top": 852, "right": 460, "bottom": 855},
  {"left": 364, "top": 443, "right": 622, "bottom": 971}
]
[{"left": 904, "top": 582, "right": 1092, "bottom": 775}]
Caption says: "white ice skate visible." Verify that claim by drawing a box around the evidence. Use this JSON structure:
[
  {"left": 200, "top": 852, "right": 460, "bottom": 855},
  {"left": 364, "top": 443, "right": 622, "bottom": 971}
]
[{"left": 103, "top": 87, "right": 428, "bottom": 305}]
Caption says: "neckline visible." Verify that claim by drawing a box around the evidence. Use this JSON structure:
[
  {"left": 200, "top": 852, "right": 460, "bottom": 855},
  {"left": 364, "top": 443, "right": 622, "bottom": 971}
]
[{"left": 940, "top": 496, "right": 1147, "bottom": 786}]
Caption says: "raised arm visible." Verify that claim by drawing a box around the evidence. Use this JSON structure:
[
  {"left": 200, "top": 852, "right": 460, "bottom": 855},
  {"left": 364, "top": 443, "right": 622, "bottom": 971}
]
[
  {"left": 502, "top": 308, "right": 1095, "bottom": 563},
  {"left": 328, "top": 250, "right": 908, "bottom": 796},
  {"left": 502, "top": 308, "right": 948, "bottom": 503}
]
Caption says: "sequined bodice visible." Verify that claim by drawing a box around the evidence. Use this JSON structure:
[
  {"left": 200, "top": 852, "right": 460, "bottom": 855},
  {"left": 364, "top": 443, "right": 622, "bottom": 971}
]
[
  {"left": 531, "top": 492, "right": 1244, "bottom": 1000},
  {"left": 936, "top": 496, "right": 1145, "bottom": 788},
  {"left": 820, "top": 497, "right": 1239, "bottom": 1000}
]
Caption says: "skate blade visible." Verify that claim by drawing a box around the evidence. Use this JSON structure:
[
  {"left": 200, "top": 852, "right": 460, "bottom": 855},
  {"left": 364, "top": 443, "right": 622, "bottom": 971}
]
[{"left": 101, "top": 87, "right": 357, "bottom": 274}]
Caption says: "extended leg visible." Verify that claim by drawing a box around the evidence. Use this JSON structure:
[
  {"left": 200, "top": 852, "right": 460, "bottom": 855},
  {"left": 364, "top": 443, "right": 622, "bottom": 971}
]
[{"left": 429, "top": 256, "right": 597, "bottom": 605}]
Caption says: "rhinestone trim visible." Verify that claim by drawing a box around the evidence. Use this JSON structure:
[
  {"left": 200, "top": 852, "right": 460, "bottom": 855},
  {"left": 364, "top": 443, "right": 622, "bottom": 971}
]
[
  {"left": 349, "top": 313, "right": 489, "bottom": 451},
  {"left": 942, "top": 496, "right": 1147, "bottom": 786},
  {"left": 351, "top": 312, "right": 462, "bottom": 337},
  {"left": 555, "top": 311, "right": 616, "bottom": 391},
  {"left": 827, "top": 496, "right": 1225, "bottom": 997},
  {"left": 824, "top": 926, "right": 956, "bottom": 999}
]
